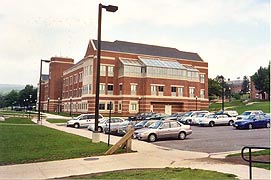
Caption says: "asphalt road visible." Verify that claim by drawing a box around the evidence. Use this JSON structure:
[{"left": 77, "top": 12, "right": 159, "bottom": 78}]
[{"left": 152, "top": 126, "right": 270, "bottom": 153}]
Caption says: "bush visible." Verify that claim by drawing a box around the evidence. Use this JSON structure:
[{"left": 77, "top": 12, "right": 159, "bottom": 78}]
[{"left": 232, "top": 93, "right": 241, "bottom": 100}]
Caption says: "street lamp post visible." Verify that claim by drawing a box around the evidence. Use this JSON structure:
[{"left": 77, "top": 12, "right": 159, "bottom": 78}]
[
  {"left": 38, "top": 59, "right": 50, "bottom": 125},
  {"left": 47, "top": 97, "right": 50, "bottom": 113},
  {"left": 58, "top": 97, "right": 61, "bottom": 114},
  {"left": 69, "top": 98, "right": 72, "bottom": 116},
  {"left": 94, "top": 3, "right": 118, "bottom": 143},
  {"left": 195, "top": 96, "right": 198, "bottom": 111},
  {"left": 218, "top": 75, "right": 225, "bottom": 111}
]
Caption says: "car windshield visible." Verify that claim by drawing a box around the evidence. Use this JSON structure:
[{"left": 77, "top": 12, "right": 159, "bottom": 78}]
[
  {"left": 74, "top": 115, "right": 82, "bottom": 120},
  {"left": 135, "top": 120, "right": 147, "bottom": 126},
  {"left": 242, "top": 112, "right": 251, "bottom": 116},
  {"left": 183, "top": 112, "right": 193, "bottom": 117},
  {"left": 148, "top": 121, "right": 163, "bottom": 129},
  {"left": 245, "top": 115, "right": 256, "bottom": 120}
]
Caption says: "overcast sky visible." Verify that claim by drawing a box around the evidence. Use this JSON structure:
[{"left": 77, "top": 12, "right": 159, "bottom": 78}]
[{"left": 0, "top": 0, "right": 269, "bottom": 86}]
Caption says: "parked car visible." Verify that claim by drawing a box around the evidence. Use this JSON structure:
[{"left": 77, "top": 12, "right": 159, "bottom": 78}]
[
  {"left": 216, "top": 110, "right": 238, "bottom": 117},
  {"left": 128, "top": 112, "right": 155, "bottom": 121},
  {"left": 87, "top": 117, "right": 126, "bottom": 132},
  {"left": 233, "top": 114, "right": 270, "bottom": 129},
  {"left": 103, "top": 120, "right": 132, "bottom": 135},
  {"left": 169, "top": 112, "right": 185, "bottom": 120},
  {"left": 66, "top": 114, "right": 104, "bottom": 128},
  {"left": 178, "top": 110, "right": 209, "bottom": 124},
  {"left": 134, "top": 120, "right": 192, "bottom": 142},
  {"left": 145, "top": 113, "right": 169, "bottom": 120},
  {"left": 237, "top": 110, "right": 263, "bottom": 120},
  {"left": 198, "top": 113, "right": 236, "bottom": 127},
  {"left": 193, "top": 113, "right": 214, "bottom": 125}
]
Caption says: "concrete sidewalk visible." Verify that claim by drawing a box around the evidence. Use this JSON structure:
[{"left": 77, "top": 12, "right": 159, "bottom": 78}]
[{"left": 0, "top": 115, "right": 269, "bottom": 180}]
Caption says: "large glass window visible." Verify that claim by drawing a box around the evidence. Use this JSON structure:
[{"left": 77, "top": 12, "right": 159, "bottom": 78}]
[
  {"left": 100, "top": 65, "right": 106, "bottom": 76},
  {"left": 108, "top": 66, "right": 114, "bottom": 76},
  {"left": 108, "top": 84, "right": 114, "bottom": 95},
  {"left": 99, "top": 84, "right": 105, "bottom": 94},
  {"left": 171, "top": 87, "right": 176, "bottom": 96},
  {"left": 131, "top": 84, "right": 137, "bottom": 95},
  {"left": 200, "top": 74, "right": 205, "bottom": 83},
  {"left": 200, "top": 89, "right": 205, "bottom": 98},
  {"left": 178, "top": 87, "right": 183, "bottom": 97},
  {"left": 189, "top": 87, "right": 195, "bottom": 97},
  {"left": 151, "top": 85, "right": 156, "bottom": 96},
  {"left": 158, "top": 86, "right": 164, "bottom": 96},
  {"left": 99, "top": 103, "right": 105, "bottom": 110}
]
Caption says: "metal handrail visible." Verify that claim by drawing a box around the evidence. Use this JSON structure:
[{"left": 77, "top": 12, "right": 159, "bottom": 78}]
[{"left": 241, "top": 146, "right": 270, "bottom": 180}]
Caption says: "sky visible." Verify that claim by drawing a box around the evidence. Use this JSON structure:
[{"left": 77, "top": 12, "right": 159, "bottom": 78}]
[{"left": 0, "top": 0, "right": 269, "bottom": 86}]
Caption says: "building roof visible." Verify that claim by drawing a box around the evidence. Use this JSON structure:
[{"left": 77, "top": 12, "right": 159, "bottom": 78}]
[
  {"left": 92, "top": 40, "right": 203, "bottom": 61},
  {"left": 139, "top": 57, "right": 186, "bottom": 69}
]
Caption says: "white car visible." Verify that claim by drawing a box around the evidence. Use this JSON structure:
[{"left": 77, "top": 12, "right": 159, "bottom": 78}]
[
  {"left": 178, "top": 110, "right": 209, "bottom": 124},
  {"left": 198, "top": 114, "right": 236, "bottom": 127},
  {"left": 88, "top": 117, "right": 126, "bottom": 132},
  {"left": 237, "top": 110, "right": 263, "bottom": 120},
  {"left": 66, "top": 114, "right": 104, "bottom": 128},
  {"left": 193, "top": 113, "right": 214, "bottom": 125}
]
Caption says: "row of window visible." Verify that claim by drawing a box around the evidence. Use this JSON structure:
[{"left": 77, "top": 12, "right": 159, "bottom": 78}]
[
  {"left": 63, "top": 102, "right": 88, "bottom": 111},
  {"left": 63, "top": 73, "right": 83, "bottom": 86},
  {"left": 118, "top": 64, "right": 205, "bottom": 83}
]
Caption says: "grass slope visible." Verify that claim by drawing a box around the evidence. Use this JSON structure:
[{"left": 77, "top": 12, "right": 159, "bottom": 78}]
[{"left": 0, "top": 123, "right": 111, "bottom": 165}]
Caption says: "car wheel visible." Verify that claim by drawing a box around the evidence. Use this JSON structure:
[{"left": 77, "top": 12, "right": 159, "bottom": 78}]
[
  {"left": 98, "top": 126, "right": 103, "bottom": 132},
  {"left": 179, "top": 132, "right": 186, "bottom": 140},
  {"left": 248, "top": 124, "right": 253, "bottom": 129},
  {"left": 267, "top": 122, "right": 270, "bottom": 128},
  {"left": 148, "top": 134, "right": 157, "bottom": 142},
  {"left": 228, "top": 120, "right": 234, "bottom": 126},
  {"left": 209, "top": 121, "right": 215, "bottom": 127},
  {"left": 74, "top": 123, "right": 80, "bottom": 128}
]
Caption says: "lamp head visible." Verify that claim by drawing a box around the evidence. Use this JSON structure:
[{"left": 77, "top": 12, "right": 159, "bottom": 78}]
[{"left": 105, "top": 5, "right": 118, "bottom": 12}]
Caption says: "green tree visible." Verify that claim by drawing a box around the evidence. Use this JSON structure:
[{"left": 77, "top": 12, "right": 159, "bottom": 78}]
[
  {"left": 241, "top": 76, "right": 250, "bottom": 94},
  {"left": 4, "top": 90, "right": 19, "bottom": 107},
  {"left": 208, "top": 78, "right": 221, "bottom": 100},
  {"left": 18, "top": 85, "right": 37, "bottom": 108},
  {"left": 252, "top": 64, "right": 270, "bottom": 100}
]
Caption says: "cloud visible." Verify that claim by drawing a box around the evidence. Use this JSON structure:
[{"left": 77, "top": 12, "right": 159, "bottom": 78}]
[{"left": 0, "top": 0, "right": 269, "bottom": 85}]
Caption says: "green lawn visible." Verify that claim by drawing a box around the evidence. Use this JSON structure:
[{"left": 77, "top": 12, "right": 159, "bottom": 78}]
[
  {"left": 47, "top": 119, "right": 69, "bottom": 123},
  {"left": 209, "top": 100, "right": 270, "bottom": 114},
  {"left": 227, "top": 101, "right": 270, "bottom": 114},
  {"left": 70, "top": 168, "right": 237, "bottom": 180},
  {"left": 0, "top": 122, "right": 114, "bottom": 165},
  {"left": 0, "top": 117, "right": 35, "bottom": 124}
]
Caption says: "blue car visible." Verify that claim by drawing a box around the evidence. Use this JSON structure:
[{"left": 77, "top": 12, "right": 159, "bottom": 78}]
[{"left": 233, "top": 114, "right": 270, "bottom": 129}]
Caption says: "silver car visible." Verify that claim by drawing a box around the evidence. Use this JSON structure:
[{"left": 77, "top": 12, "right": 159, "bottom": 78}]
[
  {"left": 88, "top": 117, "right": 126, "bottom": 132},
  {"left": 134, "top": 120, "right": 192, "bottom": 142}
]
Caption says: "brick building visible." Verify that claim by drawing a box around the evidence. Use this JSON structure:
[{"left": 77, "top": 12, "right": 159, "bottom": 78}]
[{"left": 39, "top": 39, "right": 209, "bottom": 116}]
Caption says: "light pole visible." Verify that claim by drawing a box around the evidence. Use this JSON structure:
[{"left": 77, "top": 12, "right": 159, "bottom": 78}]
[
  {"left": 218, "top": 75, "right": 225, "bottom": 111},
  {"left": 58, "top": 97, "right": 61, "bottom": 114},
  {"left": 229, "top": 87, "right": 231, "bottom": 102},
  {"left": 47, "top": 97, "right": 50, "bottom": 113},
  {"left": 195, "top": 96, "right": 198, "bottom": 111},
  {"left": 70, "top": 97, "right": 72, "bottom": 116},
  {"left": 38, "top": 59, "right": 50, "bottom": 124},
  {"left": 94, "top": 3, "right": 118, "bottom": 143}
]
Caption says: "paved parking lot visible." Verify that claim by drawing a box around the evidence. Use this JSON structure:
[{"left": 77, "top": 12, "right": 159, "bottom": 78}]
[{"left": 153, "top": 126, "right": 270, "bottom": 153}]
